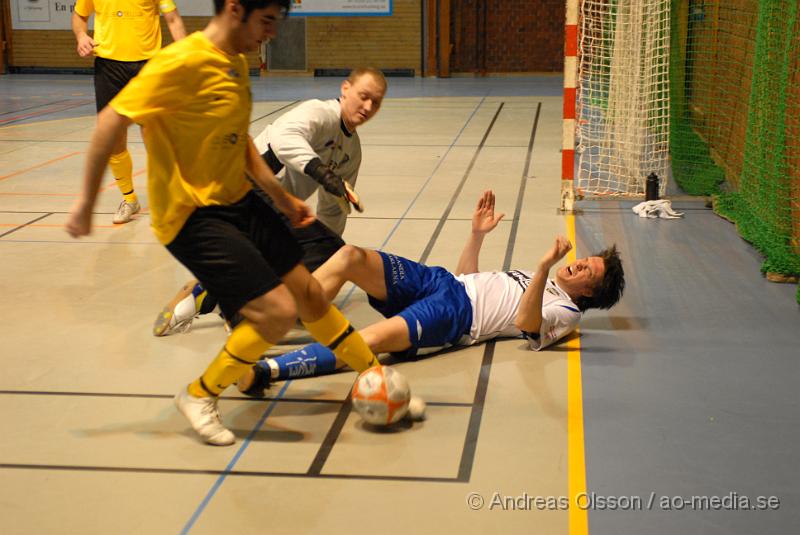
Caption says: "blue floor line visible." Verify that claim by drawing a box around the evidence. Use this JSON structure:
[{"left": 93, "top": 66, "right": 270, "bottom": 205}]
[
  {"left": 179, "top": 380, "right": 293, "bottom": 535},
  {"left": 336, "top": 95, "right": 488, "bottom": 308}
]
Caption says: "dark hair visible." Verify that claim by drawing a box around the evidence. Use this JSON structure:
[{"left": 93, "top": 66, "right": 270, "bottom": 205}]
[
  {"left": 213, "top": 0, "right": 291, "bottom": 19},
  {"left": 575, "top": 244, "right": 624, "bottom": 312},
  {"left": 347, "top": 67, "right": 388, "bottom": 92}
]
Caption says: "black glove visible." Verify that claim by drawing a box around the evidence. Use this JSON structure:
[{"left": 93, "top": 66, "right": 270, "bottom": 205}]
[{"left": 304, "top": 158, "right": 346, "bottom": 197}]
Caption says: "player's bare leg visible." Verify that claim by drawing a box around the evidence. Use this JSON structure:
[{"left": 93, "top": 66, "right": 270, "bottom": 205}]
[
  {"left": 237, "top": 262, "right": 387, "bottom": 394},
  {"left": 281, "top": 263, "right": 378, "bottom": 370},
  {"left": 176, "top": 285, "right": 298, "bottom": 445},
  {"left": 313, "top": 244, "right": 388, "bottom": 301}
]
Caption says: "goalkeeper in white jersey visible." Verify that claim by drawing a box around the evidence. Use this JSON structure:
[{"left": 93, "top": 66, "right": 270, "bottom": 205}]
[
  {"left": 153, "top": 68, "right": 387, "bottom": 336},
  {"left": 254, "top": 68, "right": 385, "bottom": 235},
  {"left": 236, "top": 190, "right": 625, "bottom": 394}
]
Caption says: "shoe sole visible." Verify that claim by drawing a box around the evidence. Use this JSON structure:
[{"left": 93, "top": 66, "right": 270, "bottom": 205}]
[{"left": 152, "top": 281, "right": 197, "bottom": 336}]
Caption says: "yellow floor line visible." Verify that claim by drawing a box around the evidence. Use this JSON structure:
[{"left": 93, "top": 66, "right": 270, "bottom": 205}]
[{"left": 566, "top": 213, "right": 589, "bottom": 535}]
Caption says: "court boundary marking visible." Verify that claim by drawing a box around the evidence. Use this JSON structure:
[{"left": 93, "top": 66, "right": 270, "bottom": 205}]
[
  {"left": 0, "top": 101, "right": 545, "bottom": 491},
  {"left": 0, "top": 98, "right": 577, "bottom": 531},
  {"left": 0, "top": 213, "right": 53, "bottom": 238},
  {"left": 0, "top": 389, "right": 471, "bottom": 407},
  {"left": 566, "top": 214, "right": 589, "bottom": 535}
]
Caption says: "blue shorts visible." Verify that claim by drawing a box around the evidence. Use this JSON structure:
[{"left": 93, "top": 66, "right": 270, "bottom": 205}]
[{"left": 368, "top": 252, "right": 473, "bottom": 356}]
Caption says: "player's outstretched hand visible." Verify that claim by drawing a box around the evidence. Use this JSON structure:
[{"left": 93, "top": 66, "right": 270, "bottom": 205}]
[
  {"left": 472, "top": 190, "right": 505, "bottom": 235},
  {"left": 274, "top": 193, "right": 315, "bottom": 228},
  {"left": 539, "top": 235, "right": 572, "bottom": 269},
  {"left": 65, "top": 201, "right": 93, "bottom": 238}
]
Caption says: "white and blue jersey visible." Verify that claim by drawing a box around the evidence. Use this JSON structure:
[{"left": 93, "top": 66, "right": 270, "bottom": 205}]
[
  {"left": 369, "top": 253, "right": 581, "bottom": 355},
  {"left": 457, "top": 270, "right": 581, "bottom": 351}
]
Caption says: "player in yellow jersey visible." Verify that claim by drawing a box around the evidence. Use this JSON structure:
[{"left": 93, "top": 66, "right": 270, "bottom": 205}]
[
  {"left": 65, "top": 0, "right": 380, "bottom": 446},
  {"left": 72, "top": 0, "right": 186, "bottom": 224}
]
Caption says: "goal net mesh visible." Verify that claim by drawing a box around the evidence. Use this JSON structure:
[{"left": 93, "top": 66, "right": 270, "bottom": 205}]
[{"left": 576, "top": 0, "right": 671, "bottom": 196}]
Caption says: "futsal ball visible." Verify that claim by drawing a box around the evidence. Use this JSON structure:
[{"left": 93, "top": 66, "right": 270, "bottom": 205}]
[{"left": 351, "top": 366, "right": 410, "bottom": 426}]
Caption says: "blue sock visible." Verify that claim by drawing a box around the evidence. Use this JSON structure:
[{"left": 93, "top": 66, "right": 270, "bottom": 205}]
[{"left": 272, "top": 343, "right": 338, "bottom": 380}]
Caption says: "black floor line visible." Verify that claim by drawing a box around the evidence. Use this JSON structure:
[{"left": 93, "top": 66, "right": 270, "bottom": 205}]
[
  {"left": 456, "top": 341, "right": 495, "bottom": 482},
  {"left": 0, "top": 100, "right": 540, "bottom": 494},
  {"left": 0, "top": 389, "right": 471, "bottom": 407},
  {"left": 249, "top": 100, "right": 300, "bottom": 124},
  {"left": 0, "top": 99, "right": 94, "bottom": 127},
  {"left": 303, "top": 100, "right": 503, "bottom": 479},
  {"left": 419, "top": 102, "right": 505, "bottom": 265},
  {"left": 0, "top": 212, "right": 53, "bottom": 238},
  {"left": 0, "top": 99, "right": 72, "bottom": 118},
  {"left": 0, "top": 210, "right": 63, "bottom": 214},
  {"left": 0, "top": 139, "right": 145, "bottom": 144},
  {"left": 0, "top": 211, "right": 477, "bottom": 221},
  {"left": 360, "top": 143, "right": 530, "bottom": 148},
  {"left": 335, "top": 216, "right": 478, "bottom": 222},
  {"left": 0, "top": 462, "right": 467, "bottom": 483},
  {"left": 504, "top": 102, "right": 541, "bottom": 270},
  {"left": 306, "top": 395, "right": 355, "bottom": 476},
  {"left": 457, "top": 102, "right": 541, "bottom": 482}
]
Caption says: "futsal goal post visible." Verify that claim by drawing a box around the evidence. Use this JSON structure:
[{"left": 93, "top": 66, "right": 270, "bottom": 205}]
[
  {"left": 562, "top": 0, "right": 671, "bottom": 206},
  {"left": 563, "top": 0, "right": 800, "bottom": 301}
]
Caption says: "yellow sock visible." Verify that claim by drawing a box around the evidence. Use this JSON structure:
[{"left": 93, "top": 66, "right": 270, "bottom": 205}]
[
  {"left": 303, "top": 305, "right": 378, "bottom": 373},
  {"left": 188, "top": 320, "right": 272, "bottom": 397},
  {"left": 108, "top": 150, "right": 137, "bottom": 204}
]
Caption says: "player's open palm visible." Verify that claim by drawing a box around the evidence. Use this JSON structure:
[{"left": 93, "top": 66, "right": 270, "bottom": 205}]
[{"left": 472, "top": 190, "right": 505, "bottom": 235}]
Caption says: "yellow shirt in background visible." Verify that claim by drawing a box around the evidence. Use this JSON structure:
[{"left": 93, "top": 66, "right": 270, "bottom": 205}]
[
  {"left": 110, "top": 32, "right": 253, "bottom": 244},
  {"left": 74, "top": 0, "right": 177, "bottom": 61}
]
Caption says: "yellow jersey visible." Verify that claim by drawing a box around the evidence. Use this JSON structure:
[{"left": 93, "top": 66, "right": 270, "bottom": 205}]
[
  {"left": 74, "top": 0, "right": 177, "bottom": 61},
  {"left": 109, "top": 32, "right": 253, "bottom": 244}
]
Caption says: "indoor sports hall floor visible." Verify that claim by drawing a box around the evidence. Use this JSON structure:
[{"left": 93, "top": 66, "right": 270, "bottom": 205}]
[{"left": 0, "top": 75, "right": 797, "bottom": 535}]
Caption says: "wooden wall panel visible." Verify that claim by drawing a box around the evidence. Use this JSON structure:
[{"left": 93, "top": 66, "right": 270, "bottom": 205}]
[{"left": 8, "top": 1, "right": 422, "bottom": 74}]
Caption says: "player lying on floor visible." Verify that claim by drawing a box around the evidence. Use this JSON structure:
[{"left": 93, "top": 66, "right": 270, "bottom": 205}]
[{"left": 236, "top": 190, "right": 625, "bottom": 394}]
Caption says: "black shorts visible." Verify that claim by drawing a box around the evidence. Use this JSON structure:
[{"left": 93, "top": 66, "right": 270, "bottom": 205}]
[
  {"left": 165, "top": 190, "right": 304, "bottom": 320},
  {"left": 94, "top": 57, "right": 147, "bottom": 112},
  {"left": 251, "top": 184, "right": 345, "bottom": 272},
  {"left": 291, "top": 220, "right": 345, "bottom": 272}
]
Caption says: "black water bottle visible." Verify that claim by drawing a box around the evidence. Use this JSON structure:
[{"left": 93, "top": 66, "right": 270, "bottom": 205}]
[{"left": 645, "top": 173, "right": 659, "bottom": 201}]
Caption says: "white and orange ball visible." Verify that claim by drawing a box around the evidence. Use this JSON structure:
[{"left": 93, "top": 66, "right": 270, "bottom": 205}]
[{"left": 351, "top": 365, "right": 410, "bottom": 425}]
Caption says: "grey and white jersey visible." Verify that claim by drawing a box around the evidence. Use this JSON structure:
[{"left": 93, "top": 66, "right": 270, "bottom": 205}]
[{"left": 253, "top": 99, "right": 362, "bottom": 234}]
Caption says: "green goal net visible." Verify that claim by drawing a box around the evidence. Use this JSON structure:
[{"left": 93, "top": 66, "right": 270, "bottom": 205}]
[{"left": 670, "top": 0, "right": 800, "bottom": 301}]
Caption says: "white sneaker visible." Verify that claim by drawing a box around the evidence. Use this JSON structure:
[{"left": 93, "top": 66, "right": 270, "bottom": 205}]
[
  {"left": 174, "top": 387, "right": 236, "bottom": 446},
  {"left": 112, "top": 199, "right": 141, "bottom": 224},
  {"left": 152, "top": 283, "right": 201, "bottom": 337}
]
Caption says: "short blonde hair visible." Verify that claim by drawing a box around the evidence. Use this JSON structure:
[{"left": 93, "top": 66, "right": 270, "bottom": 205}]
[{"left": 347, "top": 68, "right": 388, "bottom": 92}]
